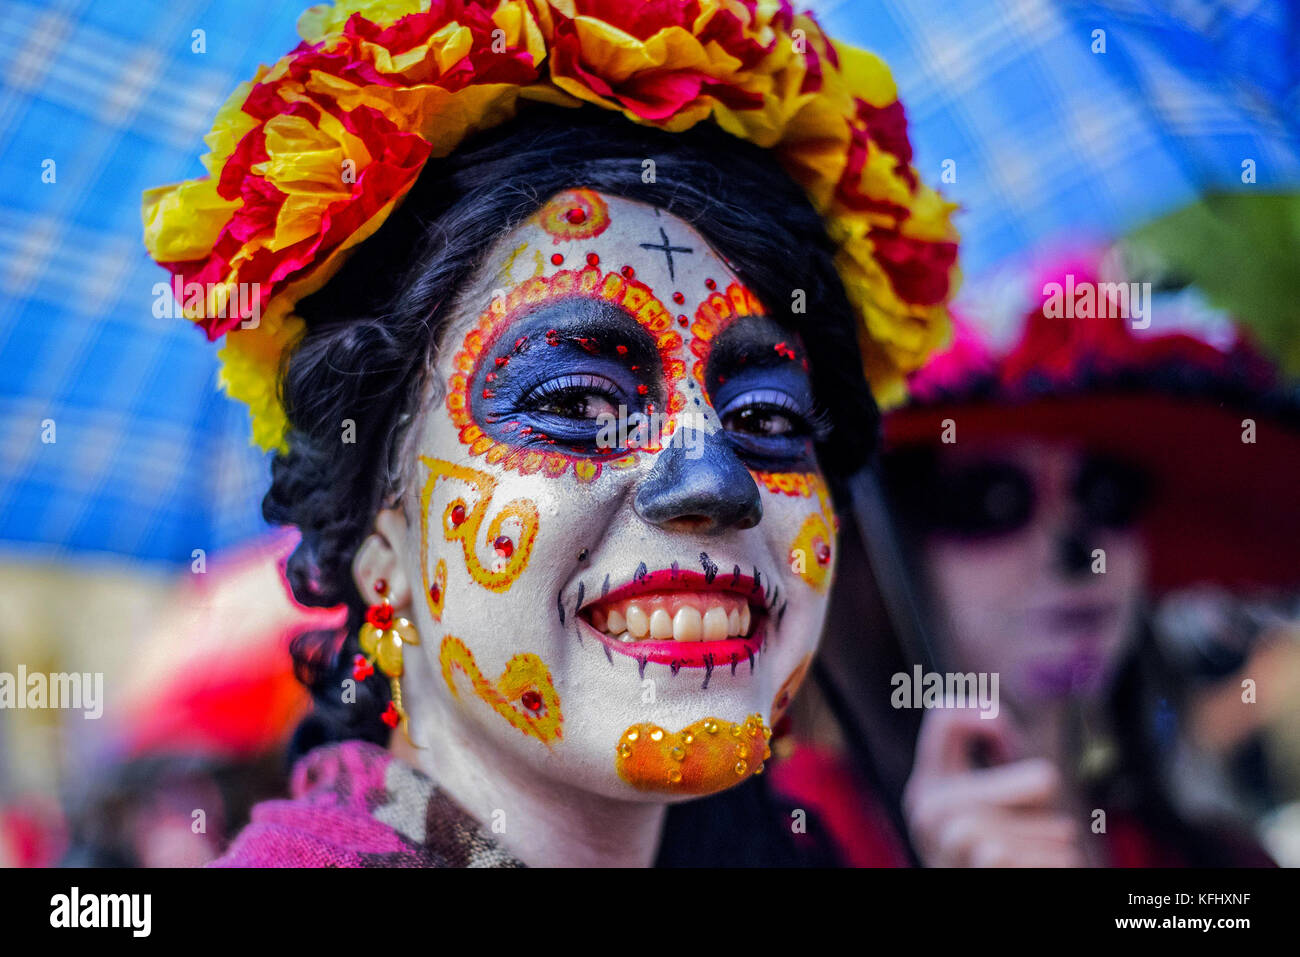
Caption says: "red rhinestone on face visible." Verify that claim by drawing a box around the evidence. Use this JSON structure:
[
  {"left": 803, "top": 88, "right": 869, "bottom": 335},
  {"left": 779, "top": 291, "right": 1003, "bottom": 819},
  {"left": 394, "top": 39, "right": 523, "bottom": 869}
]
[
  {"left": 586, "top": 252, "right": 600, "bottom": 266},
  {"left": 450, "top": 504, "right": 467, "bottom": 527},
  {"left": 814, "top": 539, "right": 832, "bottom": 565},
  {"left": 521, "top": 690, "right": 543, "bottom": 712},
  {"left": 672, "top": 291, "right": 685, "bottom": 304},
  {"left": 494, "top": 536, "right": 514, "bottom": 558},
  {"left": 621, "top": 265, "right": 635, "bottom": 279},
  {"left": 429, "top": 582, "right": 441, "bottom": 604},
  {"left": 705, "top": 277, "right": 717, "bottom": 290},
  {"left": 550, "top": 253, "right": 563, "bottom": 265},
  {"left": 677, "top": 315, "right": 688, "bottom": 327},
  {"left": 566, "top": 207, "right": 586, "bottom": 224}
]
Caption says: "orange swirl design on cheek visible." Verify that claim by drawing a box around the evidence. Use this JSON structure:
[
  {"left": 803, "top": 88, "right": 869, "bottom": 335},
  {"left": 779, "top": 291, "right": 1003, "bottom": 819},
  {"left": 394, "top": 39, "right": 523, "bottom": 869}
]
[
  {"left": 757, "top": 471, "right": 837, "bottom": 591},
  {"left": 439, "top": 635, "right": 563, "bottom": 745},
  {"left": 616, "top": 714, "right": 771, "bottom": 795},
  {"left": 789, "top": 511, "right": 834, "bottom": 591},
  {"left": 419, "top": 456, "right": 539, "bottom": 593},
  {"left": 754, "top": 470, "right": 821, "bottom": 499}
]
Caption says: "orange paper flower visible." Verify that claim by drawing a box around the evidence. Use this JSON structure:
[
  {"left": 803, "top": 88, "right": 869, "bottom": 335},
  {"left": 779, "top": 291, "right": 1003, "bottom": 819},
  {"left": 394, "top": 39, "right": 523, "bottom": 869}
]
[{"left": 142, "top": 0, "right": 959, "bottom": 450}]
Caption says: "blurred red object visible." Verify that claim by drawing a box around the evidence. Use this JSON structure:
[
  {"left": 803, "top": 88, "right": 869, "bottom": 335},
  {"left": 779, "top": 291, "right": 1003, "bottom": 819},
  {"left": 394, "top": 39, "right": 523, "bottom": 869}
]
[
  {"left": 119, "top": 530, "right": 345, "bottom": 759},
  {"left": 0, "top": 799, "right": 67, "bottom": 867}
]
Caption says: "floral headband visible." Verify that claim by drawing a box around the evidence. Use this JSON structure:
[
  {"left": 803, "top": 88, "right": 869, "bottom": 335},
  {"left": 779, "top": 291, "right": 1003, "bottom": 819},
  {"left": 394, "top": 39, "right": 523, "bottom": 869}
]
[{"left": 142, "top": 0, "right": 959, "bottom": 451}]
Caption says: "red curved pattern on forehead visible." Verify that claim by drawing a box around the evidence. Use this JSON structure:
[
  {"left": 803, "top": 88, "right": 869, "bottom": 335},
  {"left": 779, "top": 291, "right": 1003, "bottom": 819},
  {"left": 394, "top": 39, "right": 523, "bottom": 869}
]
[{"left": 447, "top": 264, "right": 689, "bottom": 484}]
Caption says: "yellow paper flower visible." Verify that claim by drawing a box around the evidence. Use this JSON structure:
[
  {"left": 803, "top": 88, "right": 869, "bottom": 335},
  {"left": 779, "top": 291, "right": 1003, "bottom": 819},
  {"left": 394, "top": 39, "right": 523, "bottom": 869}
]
[{"left": 142, "top": 0, "right": 959, "bottom": 451}]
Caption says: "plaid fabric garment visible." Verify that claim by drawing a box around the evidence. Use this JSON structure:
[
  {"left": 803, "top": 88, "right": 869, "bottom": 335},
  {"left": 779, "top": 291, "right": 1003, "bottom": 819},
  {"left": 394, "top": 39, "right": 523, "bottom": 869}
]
[{"left": 212, "top": 740, "right": 526, "bottom": 868}]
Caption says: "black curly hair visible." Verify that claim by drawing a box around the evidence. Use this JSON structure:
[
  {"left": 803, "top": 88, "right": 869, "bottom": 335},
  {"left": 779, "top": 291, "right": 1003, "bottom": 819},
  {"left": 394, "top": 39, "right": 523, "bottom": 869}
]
[{"left": 265, "top": 102, "right": 879, "bottom": 765}]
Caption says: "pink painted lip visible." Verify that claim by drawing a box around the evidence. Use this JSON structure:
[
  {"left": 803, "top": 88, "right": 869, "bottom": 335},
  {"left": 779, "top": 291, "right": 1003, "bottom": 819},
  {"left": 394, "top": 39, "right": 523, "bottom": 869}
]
[
  {"left": 593, "top": 568, "right": 768, "bottom": 607},
  {"left": 578, "top": 567, "right": 770, "bottom": 669},
  {"left": 577, "top": 616, "right": 766, "bottom": 668}
]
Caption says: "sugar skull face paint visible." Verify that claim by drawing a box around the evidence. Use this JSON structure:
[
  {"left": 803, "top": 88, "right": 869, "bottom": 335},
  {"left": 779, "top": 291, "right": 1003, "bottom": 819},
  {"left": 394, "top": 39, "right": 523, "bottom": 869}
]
[
  {"left": 785, "top": 473, "right": 838, "bottom": 592},
  {"left": 439, "top": 635, "right": 563, "bottom": 746},
  {"left": 397, "top": 191, "right": 836, "bottom": 802},
  {"left": 616, "top": 714, "right": 771, "bottom": 795}
]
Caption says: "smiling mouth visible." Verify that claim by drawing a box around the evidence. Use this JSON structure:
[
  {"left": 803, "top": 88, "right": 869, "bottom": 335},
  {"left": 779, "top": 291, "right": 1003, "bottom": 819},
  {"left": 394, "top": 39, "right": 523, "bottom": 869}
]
[{"left": 578, "top": 569, "right": 767, "bottom": 669}]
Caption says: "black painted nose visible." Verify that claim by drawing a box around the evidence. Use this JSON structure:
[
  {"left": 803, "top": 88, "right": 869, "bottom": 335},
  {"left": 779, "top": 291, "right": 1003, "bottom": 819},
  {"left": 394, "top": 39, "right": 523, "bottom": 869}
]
[{"left": 634, "top": 429, "right": 762, "bottom": 533}]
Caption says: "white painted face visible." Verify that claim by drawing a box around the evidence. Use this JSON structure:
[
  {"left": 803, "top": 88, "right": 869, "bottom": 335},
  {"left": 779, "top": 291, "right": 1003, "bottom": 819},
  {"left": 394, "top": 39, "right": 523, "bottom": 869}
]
[{"left": 393, "top": 190, "right": 836, "bottom": 800}]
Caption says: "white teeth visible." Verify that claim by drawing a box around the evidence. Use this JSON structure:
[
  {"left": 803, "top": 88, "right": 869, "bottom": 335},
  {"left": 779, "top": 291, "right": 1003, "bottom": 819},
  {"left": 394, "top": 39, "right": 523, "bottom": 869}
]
[
  {"left": 605, "top": 608, "right": 625, "bottom": 634},
  {"left": 703, "top": 606, "right": 729, "bottom": 641},
  {"left": 626, "top": 605, "right": 649, "bottom": 638},
  {"left": 673, "top": 605, "right": 703, "bottom": 641},
  {"left": 588, "top": 594, "right": 759, "bottom": 642},
  {"left": 649, "top": 608, "right": 673, "bottom": 639}
]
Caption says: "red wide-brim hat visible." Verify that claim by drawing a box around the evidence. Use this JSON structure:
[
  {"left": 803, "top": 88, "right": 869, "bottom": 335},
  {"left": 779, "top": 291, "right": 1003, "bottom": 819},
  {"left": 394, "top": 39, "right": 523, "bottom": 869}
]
[{"left": 883, "top": 264, "right": 1300, "bottom": 593}]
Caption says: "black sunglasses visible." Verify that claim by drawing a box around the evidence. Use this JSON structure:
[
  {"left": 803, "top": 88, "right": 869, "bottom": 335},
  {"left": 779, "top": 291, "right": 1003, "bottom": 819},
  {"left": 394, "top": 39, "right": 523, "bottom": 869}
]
[{"left": 924, "top": 455, "right": 1151, "bottom": 539}]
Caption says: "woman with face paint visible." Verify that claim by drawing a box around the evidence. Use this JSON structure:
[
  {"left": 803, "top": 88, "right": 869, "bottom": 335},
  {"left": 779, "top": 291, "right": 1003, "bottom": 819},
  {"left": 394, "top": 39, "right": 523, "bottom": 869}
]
[
  {"left": 813, "top": 251, "right": 1299, "bottom": 867},
  {"left": 141, "top": 1, "right": 958, "bottom": 866}
]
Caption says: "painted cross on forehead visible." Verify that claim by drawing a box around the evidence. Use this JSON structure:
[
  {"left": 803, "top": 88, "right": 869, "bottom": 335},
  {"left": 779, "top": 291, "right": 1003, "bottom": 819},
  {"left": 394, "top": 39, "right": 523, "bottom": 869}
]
[
  {"left": 638, "top": 211, "right": 694, "bottom": 282},
  {"left": 447, "top": 189, "right": 820, "bottom": 487},
  {"left": 417, "top": 189, "right": 840, "bottom": 800}
]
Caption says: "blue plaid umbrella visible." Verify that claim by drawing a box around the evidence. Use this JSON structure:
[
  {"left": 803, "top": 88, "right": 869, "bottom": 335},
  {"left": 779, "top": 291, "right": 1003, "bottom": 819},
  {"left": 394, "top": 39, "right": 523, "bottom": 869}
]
[
  {"left": 2, "top": 0, "right": 1296, "bottom": 567},
  {"left": 0, "top": 0, "right": 303, "bottom": 565},
  {"left": 820, "top": 0, "right": 1300, "bottom": 277}
]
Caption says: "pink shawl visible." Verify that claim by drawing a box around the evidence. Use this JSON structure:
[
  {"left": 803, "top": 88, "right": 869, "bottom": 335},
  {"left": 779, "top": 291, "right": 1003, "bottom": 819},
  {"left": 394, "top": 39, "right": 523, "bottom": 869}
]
[{"left": 212, "top": 740, "right": 522, "bottom": 867}]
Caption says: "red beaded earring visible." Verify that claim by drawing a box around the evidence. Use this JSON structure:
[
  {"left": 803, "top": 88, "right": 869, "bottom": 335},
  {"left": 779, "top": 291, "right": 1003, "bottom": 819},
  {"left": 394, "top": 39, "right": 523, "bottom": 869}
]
[{"left": 354, "top": 579, "right": 421, "bottom": 740}]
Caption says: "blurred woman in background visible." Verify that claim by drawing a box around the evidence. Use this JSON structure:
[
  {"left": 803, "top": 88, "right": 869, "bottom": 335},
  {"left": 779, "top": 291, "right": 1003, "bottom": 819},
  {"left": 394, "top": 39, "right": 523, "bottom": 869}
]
[{"left": 799, "top": 247, "right": 1300, "bottom": 866}]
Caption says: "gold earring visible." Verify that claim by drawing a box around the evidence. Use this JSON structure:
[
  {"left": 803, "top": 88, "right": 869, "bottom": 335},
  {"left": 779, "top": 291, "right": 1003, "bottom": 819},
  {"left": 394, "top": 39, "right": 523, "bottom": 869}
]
[{"left": 356, "top": 578, "right": 421, "bottom": 742}]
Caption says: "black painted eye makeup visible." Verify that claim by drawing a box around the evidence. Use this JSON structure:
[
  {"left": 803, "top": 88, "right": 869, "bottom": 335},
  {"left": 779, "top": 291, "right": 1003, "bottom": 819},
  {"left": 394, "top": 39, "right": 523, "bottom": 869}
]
[
  {"left": 524, "top": 373, "right": 623, "bottom": 420},
  {"left": 703, "top": 315, "right": 825, "bottom": 465},
  {"left": 470, "top": 298, "right": 664, "bottom": 454}
]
